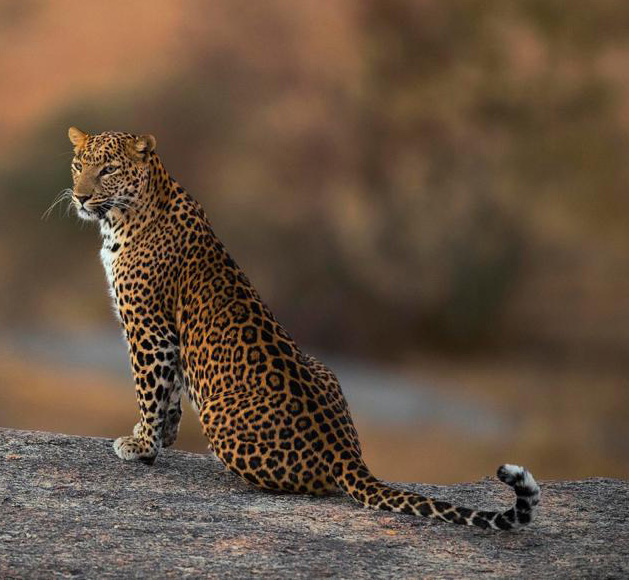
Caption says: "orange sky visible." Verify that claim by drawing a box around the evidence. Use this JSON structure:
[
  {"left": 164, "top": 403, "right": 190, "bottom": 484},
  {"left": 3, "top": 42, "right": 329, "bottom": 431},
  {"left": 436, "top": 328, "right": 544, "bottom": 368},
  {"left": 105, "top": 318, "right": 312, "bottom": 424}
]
[{"left": 0, "top": 1, "right": 184, "bottom": 158}]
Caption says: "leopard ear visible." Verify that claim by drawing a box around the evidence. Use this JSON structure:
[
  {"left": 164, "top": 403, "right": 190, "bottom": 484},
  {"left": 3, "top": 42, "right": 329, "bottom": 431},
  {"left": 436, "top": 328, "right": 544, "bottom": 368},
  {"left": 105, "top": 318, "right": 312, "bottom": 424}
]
[
  {"left": 132, "top": 134, "right": 156, "bottom": 160},
  {"left": 68, "top": 127, "right": 88, "bottom": 152}
]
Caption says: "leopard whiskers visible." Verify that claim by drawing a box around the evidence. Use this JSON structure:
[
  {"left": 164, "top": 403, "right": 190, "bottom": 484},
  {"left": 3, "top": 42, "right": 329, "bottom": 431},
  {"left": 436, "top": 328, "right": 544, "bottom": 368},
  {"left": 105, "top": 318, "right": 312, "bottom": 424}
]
[
  {"left": 42, "top": 188, "right": 74, "bottom": 221},
  {"left": 65, "top": 198, "right": 77, "bottom": 218}
]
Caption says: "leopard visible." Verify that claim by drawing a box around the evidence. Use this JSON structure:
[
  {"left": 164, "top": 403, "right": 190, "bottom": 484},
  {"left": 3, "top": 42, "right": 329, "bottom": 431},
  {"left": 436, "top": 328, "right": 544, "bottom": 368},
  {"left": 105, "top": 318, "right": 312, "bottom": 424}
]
[{"left": 64, "top": 126, "right": 540, "bottom": 530}]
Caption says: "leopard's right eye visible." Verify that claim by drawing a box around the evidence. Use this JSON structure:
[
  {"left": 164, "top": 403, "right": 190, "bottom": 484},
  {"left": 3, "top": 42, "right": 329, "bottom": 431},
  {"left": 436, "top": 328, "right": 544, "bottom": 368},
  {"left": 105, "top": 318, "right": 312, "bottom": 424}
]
[{"left": 72, "top": 161, "right": 83, "bottom": 172}]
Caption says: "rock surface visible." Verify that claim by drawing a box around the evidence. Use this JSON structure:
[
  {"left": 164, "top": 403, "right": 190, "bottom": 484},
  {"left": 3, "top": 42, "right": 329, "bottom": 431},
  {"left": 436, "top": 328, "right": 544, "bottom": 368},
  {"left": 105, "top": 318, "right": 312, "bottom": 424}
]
[{"left": 0, "top": 428, "right": 627, "bottom": 579}]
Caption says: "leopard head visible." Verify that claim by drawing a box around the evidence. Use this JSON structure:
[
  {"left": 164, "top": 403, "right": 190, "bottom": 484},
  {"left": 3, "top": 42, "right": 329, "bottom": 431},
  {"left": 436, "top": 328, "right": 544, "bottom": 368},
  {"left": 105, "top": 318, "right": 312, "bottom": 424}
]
[{"left": 68, "top": 127, "right": 156, "bottom": 221}]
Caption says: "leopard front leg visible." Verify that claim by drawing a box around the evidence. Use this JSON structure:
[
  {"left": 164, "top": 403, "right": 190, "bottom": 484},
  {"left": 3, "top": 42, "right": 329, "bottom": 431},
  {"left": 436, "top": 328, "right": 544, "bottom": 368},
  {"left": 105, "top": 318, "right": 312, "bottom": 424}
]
[
  {"left": 130, "top": 370, "right": 182, "bottom": 448},
  {"left": 133, "top": 396, "right": 182, "bottom": 448},
  {"left": 114, "top": 337, "right": 181, "bottom": 464},
  {"left": 162, "top": 371, "right": 183, "bottom": 447}
]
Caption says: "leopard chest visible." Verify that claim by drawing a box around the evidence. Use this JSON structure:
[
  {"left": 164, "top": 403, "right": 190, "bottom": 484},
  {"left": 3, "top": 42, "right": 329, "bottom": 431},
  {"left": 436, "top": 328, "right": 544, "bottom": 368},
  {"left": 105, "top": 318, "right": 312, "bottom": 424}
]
[
  {"left": 100, "top": 246, "right": 117, "bottom": 296},
  {"left": 99, "top": 227, "right": 122, "bottom": 319}
]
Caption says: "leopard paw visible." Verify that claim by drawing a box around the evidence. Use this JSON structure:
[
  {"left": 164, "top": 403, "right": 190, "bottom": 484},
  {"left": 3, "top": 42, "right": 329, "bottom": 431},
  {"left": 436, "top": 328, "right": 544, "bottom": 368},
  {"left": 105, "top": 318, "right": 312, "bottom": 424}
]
[{"left": 113, "top": 435, "right": 158, "bottom": 465}]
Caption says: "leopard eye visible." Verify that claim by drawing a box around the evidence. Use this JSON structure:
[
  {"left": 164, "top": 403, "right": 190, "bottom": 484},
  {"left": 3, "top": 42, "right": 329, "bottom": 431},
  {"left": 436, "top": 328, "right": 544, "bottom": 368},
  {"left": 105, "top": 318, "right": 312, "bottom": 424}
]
[
  {"left": 100, "top": 165, "right": 118, "bottom": 176},
  {"left": 72, "top": 161, "right": 82, "bottom": 172}
]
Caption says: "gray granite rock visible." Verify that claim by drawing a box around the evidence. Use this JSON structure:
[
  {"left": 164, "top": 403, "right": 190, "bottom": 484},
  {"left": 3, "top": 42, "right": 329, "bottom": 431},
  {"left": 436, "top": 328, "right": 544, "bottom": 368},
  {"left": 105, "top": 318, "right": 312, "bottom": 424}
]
[{"left": 0, "top": 428, "right": 627, "bottom": 579}]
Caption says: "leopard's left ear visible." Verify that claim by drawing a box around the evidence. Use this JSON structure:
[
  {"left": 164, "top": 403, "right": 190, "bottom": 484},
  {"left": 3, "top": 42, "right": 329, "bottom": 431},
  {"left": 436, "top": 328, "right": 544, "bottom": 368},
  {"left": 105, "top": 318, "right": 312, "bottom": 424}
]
[
  {"left": 68, "top": 126, "right": 88, "bottom": 152},
  {"left": 131, "top": 134, "right": 156, "bottom": 161}
]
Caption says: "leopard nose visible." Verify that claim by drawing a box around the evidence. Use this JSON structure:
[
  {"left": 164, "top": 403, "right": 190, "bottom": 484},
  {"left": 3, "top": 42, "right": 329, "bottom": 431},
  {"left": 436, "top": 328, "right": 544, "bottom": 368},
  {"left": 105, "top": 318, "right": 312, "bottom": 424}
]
[{"left": 75, "top": 193, "right": 92, "bottom": 206}]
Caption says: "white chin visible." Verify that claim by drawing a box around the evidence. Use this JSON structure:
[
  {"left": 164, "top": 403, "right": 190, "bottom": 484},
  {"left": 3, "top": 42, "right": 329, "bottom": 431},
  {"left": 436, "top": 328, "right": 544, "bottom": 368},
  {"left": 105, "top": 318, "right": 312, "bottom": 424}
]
[{"left": 77, "top": 207, "right": 99, "bottom": 221}]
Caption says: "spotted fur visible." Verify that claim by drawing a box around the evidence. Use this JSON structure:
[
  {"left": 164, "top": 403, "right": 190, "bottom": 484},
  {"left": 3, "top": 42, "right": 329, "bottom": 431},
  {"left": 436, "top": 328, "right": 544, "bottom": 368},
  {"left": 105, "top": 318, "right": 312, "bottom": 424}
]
[{"left": 65, "top": 127, "right": 540, "bottom": 530}]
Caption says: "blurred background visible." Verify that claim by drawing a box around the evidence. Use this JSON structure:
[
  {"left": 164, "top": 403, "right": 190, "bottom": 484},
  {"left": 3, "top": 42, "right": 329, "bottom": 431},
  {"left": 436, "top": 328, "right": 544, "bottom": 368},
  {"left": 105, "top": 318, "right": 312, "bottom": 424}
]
[{"left": 0, "top": 0, "right": 627, "bottom": 484}]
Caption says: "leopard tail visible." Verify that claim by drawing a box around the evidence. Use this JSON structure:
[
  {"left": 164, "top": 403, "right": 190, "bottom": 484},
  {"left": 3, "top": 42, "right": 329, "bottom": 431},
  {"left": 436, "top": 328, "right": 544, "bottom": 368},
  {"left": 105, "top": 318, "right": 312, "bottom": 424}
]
[{"left": 330, "top": 458, "right": 540, "bottom": 530}]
